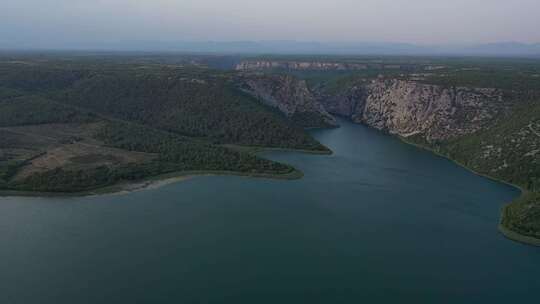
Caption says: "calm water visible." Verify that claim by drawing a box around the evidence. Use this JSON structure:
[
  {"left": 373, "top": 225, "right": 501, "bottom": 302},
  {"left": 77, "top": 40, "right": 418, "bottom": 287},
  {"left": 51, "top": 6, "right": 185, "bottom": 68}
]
[{"left": 1, "top": 119, "right": 538, "bottom": 303}]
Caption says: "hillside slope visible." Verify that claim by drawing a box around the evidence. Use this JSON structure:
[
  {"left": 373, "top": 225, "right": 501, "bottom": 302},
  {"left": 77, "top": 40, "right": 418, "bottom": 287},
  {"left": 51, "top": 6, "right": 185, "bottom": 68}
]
[
  {"left": 58, "top": 68, "right": 327, "bottom": 151},
  {"left": 0, "top": 61, "right": 329, "bottom": 193}
]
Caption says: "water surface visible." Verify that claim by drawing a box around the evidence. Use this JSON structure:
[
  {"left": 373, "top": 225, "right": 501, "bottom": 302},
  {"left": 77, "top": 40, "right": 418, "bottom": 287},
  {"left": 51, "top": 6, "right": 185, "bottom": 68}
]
[{"left": 1, "top": 119, "right": 537, "bottom": 303}]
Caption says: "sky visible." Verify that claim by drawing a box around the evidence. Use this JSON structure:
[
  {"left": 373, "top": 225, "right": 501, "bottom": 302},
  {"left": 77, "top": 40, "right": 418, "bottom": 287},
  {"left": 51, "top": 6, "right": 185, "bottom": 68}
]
[{"left": 1, "top": 0, "right": 540, "bottom": 48}]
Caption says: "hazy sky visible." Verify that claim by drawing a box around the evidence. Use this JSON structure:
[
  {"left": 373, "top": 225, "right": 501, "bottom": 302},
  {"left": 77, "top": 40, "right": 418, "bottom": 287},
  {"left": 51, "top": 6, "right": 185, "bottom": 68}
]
[{"left": 2, "top": 0, "right": 540, "bottom": 47}]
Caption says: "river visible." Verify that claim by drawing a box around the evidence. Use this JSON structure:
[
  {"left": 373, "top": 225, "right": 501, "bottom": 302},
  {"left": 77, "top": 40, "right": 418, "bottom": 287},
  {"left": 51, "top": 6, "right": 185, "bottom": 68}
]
[{"left": 1, "top": 118, "right": 538, "bottom": 303}]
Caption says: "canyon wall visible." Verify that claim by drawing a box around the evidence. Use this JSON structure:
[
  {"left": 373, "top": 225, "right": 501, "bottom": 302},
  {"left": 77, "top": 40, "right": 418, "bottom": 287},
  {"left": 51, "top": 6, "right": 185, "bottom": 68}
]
[
  {"left": 238, "top": 74, "right": 337, "bottom": 128},
  {"left": 241, "top": 74, "right": 505, "bottom": 142},
  {"left": 318, "top": 79, "right": 505, "bottom": 142},
  {"left": 235, "top": 60, "right": 403, "bottom": 72}
]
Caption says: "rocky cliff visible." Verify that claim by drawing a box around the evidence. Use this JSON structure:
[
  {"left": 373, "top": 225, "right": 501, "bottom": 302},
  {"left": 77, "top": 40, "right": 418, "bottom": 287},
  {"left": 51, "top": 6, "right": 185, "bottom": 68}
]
[
  {"left": 238, "top": 74, "right": 337, "bottom": 128},
  {"left": 240, "top": 75, "right": 506, "bottom": 141},
  {"left": 317, "top": 79, "right": 506, "bottom": 142},
  {"left": 235, "top": 60, "right": 397, "bottom": 71}
]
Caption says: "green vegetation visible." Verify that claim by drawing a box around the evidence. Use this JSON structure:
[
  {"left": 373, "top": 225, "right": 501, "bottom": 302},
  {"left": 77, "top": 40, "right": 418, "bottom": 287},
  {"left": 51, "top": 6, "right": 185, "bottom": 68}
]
[
  {"left": 95, "top": 121, "right": 294, "bottom": 174},
  {"left": 438, "top": 101, "right": 540, "bottom": 191},
  {"left": 0, "top": 56, "right": 323, "bottom": 193},
  {"left": 7, "top": 120, "right": 297, "bottom": 192},
  {"left": 435, "top": 101, "right": 540, "bottom": 242},
  {"left": 15, "top": 164, "right": 159, "bottom": 192},
  {"left": 501, "top": 192, "right": 540, "bottom": 242},
  {"left": 59, "top": 68, "right": 325, "bottom": 150},
  {"left": 0, "top": 96, "right": 97, "bottom": 127}
]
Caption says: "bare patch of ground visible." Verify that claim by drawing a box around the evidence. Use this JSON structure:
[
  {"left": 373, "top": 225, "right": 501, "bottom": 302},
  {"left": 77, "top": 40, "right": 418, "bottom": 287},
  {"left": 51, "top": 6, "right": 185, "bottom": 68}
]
[
  {"left": 0, "top": 122, "right": 156, "bottom": 182},
  {"left": 13, "top": 142, "right": 155, "bottom": 181}
]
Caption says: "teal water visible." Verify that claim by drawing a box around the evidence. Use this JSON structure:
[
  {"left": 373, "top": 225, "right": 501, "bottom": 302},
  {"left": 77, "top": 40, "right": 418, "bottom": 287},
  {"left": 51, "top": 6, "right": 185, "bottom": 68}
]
[{"left": 1, "top": 119, "right": 537, "bottom": 303}]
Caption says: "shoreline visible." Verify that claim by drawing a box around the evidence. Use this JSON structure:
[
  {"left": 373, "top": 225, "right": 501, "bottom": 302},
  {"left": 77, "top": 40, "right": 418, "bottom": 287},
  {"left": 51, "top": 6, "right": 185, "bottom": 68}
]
[
  {"left": 0, "top": 144, "right": 323, "bottom": 198},
  {"left": 398, "top": 136, "right": 526, "bottom": 193},
  {"left": 222, "top": 144, "right": 334, "bottom": 155},
  {"left": 498, "top": 222, "right": 540, "bottom": 247},
  {"left": 3, "top": 120, "right": 537, "bottom": 246},
  {"left": 396, "top": 134, "right": 540, "bottom": 247},
  {"left": 0, "top": 168, "right": 304, "bottom": 198}
]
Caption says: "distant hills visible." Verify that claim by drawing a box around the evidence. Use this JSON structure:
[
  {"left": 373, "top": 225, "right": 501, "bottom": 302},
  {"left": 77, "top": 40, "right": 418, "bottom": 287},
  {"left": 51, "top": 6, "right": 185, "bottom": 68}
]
[
  {"left": 2, "top": 40, "right": 540, "bottom": 57},
  {"left": 453, "top": 42, "right": 540, "bottom": 57},
  {"left": 166, "top": 41, "right": 540, "bottom": 57}
]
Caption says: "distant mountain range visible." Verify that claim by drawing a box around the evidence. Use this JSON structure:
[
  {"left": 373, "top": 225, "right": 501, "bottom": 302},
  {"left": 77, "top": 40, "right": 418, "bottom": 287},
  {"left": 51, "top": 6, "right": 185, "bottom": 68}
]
[{"left": 2, "top": 40, "right": 540, "bottom": 57}]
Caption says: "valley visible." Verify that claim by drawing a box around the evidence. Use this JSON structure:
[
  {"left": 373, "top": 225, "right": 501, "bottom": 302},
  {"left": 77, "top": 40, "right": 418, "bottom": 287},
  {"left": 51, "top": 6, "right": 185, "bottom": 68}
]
[
  {"left": 1, "top": 52, "right": 539, "bottom": 245},
  {"left": 235, "top": 56, "right": 540, "bottom": 245}
]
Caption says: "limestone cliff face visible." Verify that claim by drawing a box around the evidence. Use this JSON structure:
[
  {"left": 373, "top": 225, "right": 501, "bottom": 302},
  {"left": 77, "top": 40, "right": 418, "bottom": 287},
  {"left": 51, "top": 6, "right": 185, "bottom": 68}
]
[
  {"left": 240, "top": 74, "right": 505, "bottom": 141},
  {"left": 318, "top": 79, "right": 505, "bottom": 142},
  {"left": 235, "top": 61, "right": 370, "bottom": 71},
  {"left": 238, "top": 75, "right": 337, "bottom": 128}
]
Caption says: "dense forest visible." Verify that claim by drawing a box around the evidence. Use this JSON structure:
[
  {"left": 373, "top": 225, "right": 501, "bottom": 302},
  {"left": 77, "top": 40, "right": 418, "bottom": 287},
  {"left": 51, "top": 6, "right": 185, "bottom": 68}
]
[
  {"left": 60, "top": 69, "right": 326, "bottom": 150},
  {"left": 0, "top": 57, "right": 325, "bottom": 192}
]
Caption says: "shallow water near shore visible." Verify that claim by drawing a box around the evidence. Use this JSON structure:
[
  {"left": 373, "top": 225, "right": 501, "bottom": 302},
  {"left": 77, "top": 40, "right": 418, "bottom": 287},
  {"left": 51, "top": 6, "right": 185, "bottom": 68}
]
[{"left": 1, "top": 118, "right": 538, "bottom": 303}]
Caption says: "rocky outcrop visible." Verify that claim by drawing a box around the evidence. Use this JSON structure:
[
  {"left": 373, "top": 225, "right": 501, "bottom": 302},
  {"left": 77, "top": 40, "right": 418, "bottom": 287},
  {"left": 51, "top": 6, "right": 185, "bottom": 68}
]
[
  {"left": 238, "top": 75, "right": 337, "bottom": 128},
  {"left": 236, "top": 61, "right": 374, "bottom": 71},
  {"left": 239, "top": 74, "right": 505, "bottom": 140},
  {"left": 317, "top": 79, "right": 505, "bottom": 142}
]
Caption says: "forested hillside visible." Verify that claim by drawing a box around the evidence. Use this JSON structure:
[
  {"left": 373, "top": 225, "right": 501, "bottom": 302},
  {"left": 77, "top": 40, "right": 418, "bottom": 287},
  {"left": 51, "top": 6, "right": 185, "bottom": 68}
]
[
  {"left": 0, "top": 58, "right": 326, "bottom": 193},
  {"left": 59, "top": 68, "right": 325, "bottom": 150}
]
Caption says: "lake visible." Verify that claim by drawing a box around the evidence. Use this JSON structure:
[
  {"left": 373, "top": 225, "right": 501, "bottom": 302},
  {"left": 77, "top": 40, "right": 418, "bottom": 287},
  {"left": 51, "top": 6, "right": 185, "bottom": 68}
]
[{"left": 1, "top": 118, "right": 538, "bottom": 303}]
